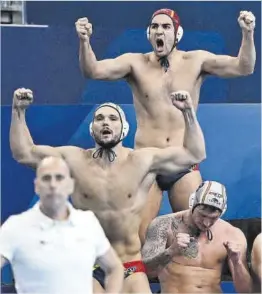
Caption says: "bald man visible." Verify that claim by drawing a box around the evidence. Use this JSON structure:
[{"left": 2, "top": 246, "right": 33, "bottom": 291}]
[{"left": 0, "top": 157, "right": 124, "bottom": 294}]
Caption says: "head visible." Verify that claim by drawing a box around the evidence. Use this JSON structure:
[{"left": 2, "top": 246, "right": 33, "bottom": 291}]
[
  {"left": 192, "top": 204, "right": 221, "bottom": 232},
  {"left": 147, "top": 9, "right": 183, "bottom": 58},
  {"left": 90, "top": 103, "right": 129, "bottom": 149},
  {"left": 190, "top": 181, "right": 227, "bottom": 232},
  {"left": 34, "top": 157, "right": 74, "bottom": 211}
]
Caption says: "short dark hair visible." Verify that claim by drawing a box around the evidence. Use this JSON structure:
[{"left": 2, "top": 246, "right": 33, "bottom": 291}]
[{"left": 198, "top": 204, "right": 221, "bottom": 214}]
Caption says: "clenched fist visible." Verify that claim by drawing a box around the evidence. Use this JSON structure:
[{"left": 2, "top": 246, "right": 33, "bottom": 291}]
[
  {"left": 13, "top": 88, "right": 33, "bottom": 110},
  {"left": 238, "top": 11, "right": 255, "bottom": 32},
  {"left": 224, "top": 241, "right": 243, "bottom": 264},
  {"left": 170, "top": 90, "right": 193, "bottom": 111},
  {"left": 176, "top": 233, "right": 194, "bottom": 248},
  {"left": 75, "top": 17, "right": 93, "bottom": 42}
]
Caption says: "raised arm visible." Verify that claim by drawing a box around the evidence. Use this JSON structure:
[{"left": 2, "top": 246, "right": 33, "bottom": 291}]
[
  {"left": 225, "top": 228, "right": 252, "bottom": 293},
  {"left": 142, "top": 91, "right": 206, "bottom": 175},
  {"left": 10, "top": 88, "right": 74, "bottom": 168},
  {"left": 201, "top": 11, "right": 255, "bottom": 77},
  {"left": 75, "top": 17, "right": 132, "bottom": 80}
]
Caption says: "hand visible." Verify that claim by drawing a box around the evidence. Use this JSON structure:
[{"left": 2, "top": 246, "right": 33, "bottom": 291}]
[
  {"left": 13, "top": 88, "right": 33, "bottom": 110},
  {"left": 75, "top": 17, "right": 93, "bottom": 42},
  {"left": 169, "top": 233, "right": 193, "bottom": 252},
  {"left": 238, "top": 11, "right": 255, "bottom": 32},
  {"left": 223, "top": 241, "right": 242, "bottom": 264},
  {"left": 176, "top": 233, "right": 194, "bottom": 248},
  {"left": 171, "top": 91, "right": 193, "bottom": 111}
]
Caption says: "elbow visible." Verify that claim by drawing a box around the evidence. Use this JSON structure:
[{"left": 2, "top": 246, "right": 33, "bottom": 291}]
[
  {"left": 80, "top": 66, "right": 93, "bottom": 79},
  {"left": 240, "top": 66, "right": 254, "bottom": 76},
  {"left": 11, "top": 146, "right": 33, "bottom": 165},
  {"left": 238, "top": 59, "right": 255, "bottom": 76},
  {"left": 194, "top": 148, "right": 206, "bottom": 164}
]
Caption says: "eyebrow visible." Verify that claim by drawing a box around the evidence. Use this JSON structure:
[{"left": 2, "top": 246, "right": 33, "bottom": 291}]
[
  {"left": 151, "top": 22, "right": 172, "bottom": 26},
  {"left": 95, "top": 113, "right": 118, "bottom": 118},
  {"left": 200, "top": 212, "right": 218, "bottom": 218}
]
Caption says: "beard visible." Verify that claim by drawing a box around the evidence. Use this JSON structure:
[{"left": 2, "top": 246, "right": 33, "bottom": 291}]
[{"left": 94, "top": 135, "right": 119, "bottom": 149}]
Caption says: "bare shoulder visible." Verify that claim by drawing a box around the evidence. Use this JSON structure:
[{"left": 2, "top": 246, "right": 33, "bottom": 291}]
[
  {"left": 222, "top": 220, "right": 247, "bottom": 243},
  {"left": 121, "top": 52, "right": 145, "bottom": 63},
  {"left": 150, "top": 214, "right": 173, "bottom": 229},
  {"left": 182, "top": 49, "right": 214, "bottom": 60},
  {"left": 56, "top": 146, "right": 86, "bottom": 157}
]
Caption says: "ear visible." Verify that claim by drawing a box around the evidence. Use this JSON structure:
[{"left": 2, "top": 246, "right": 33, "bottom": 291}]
[
  {"left": 34, "top": 178, "right": 39, "bottom": 195},
  {"left": 67, "top": 178, "right": 75, "bottom": 196},
  {"left": 146, "top": 26, "right": 150, "bottom": 40}
]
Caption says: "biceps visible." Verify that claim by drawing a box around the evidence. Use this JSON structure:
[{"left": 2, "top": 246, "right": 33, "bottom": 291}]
[
  {"left": 95, "top": 58, "right": 131, "bottom": 80},
  {"left": 152, "top": 149, "right": 195, "bottom": 174},
  {"left": 142, "top": 240, "right": 166, "bottom": 258},
  {"left": 21, "top": 145, "right": 62, "bottom": 168},
  {"left": 202, "top": 55, "right": 240, "bottom": 77}
]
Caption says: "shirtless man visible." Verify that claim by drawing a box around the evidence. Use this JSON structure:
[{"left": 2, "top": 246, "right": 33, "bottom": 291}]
[
  {"left": 142, "top": 181, "right": 252, "bottom": 293},
  {"left": 251, "top": 233, "right": 261, "bottom": 293},
  {"left": 75, "top": 9, "right": 256, "bottom": 244},
  {"left": 10, "top": 88, "right": 205, "bottom": 293}
]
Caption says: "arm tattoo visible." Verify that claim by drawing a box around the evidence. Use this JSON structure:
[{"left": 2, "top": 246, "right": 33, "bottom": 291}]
[{"left": 142, "top": 216, "right": 181, "bottom": 272}]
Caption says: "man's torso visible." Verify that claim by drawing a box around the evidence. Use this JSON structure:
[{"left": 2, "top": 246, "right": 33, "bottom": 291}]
[
  {"left": 159, "top": 214, "right": 234, "bottom": 293},
  {"left": 128, "top": 50, "right": 205, "bottom": 148},
  {"left": 62, "top": 147, "right": 155, "bottom": 261}
]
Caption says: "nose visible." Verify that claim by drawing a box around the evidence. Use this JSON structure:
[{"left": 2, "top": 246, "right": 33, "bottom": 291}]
[
  {"left": 156, "top": 26, "right": 164, "bottom": 34},
  {"left": 102, "top": 120, "right": 110, "bottom": 127},
  {"left": 203, "top": 218, "right": 211, "bottom": 228},
  {"left": 49, "top": 178, "right": 57, "bottom": 189}
]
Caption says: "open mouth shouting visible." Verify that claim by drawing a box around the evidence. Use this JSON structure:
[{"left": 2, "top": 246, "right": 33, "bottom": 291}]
[
  {"left": 156, "top": 38, "right": 165, "bottom": 52},
  {"left": 101, "top": 128, "right": 112, "bottom": 136}
]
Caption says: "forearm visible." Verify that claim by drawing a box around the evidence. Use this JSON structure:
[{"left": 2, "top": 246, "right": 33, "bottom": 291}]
[
  {"left": 231, "top": 261, "right": 252, "bottom": 293},
  {"left": 237, "top": 31, "right": 256, "bottom": 74},
  {"left": 104, "top": 266, "right": 124, "bottom": 293},
  {"left": 79, "top": 40, "right": 99, "bottom": 78},
  {"left": 143, "top": 247, "right": 174, "bottom": 276},
  {"left": 10, "top": 108, "right": 34, "bottom": 161},
  {"left": 182, "top": 107, "right": 206, "bottom": 161}
]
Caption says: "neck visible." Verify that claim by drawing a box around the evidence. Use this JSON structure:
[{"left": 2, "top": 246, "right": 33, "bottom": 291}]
[
  {"left": 183, "top": 210, "right": 201, "bottom": 237},
  {"left": 154, "top": 47, "right": 177, "bottom": 61},
  {"left": 40, "top": 203, "right": 69, "bottom": 221},
  {"left": 94, "top": 142, "right": 123, "bottom": 163}
]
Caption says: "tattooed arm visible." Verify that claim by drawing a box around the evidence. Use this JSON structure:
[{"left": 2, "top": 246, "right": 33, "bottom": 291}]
[{"left": 142, "top": 216, "right": 180, "bottom": 277}]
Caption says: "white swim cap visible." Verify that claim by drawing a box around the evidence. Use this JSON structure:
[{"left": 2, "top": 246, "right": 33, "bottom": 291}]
[
  {"left": 189, "top": 181, "right": 227, "bottom": 216},
  {"left": 89, "top": 102, "right": 129, "bottom": 141}
]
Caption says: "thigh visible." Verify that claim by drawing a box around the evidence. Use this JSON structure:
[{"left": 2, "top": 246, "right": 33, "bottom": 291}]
[
  {"left": 168, "top": 171, "right": 202, "bottom": 212},
  {"left": 123, "top": 272, "right": 152, "bottom": 293},
  {"left": 93, "top": 278, "right": 105, "bottom": 294}
]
